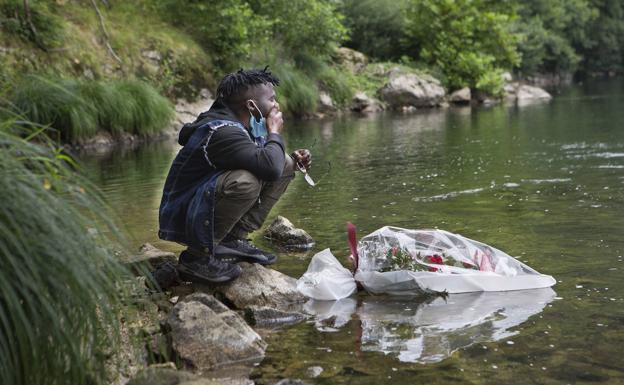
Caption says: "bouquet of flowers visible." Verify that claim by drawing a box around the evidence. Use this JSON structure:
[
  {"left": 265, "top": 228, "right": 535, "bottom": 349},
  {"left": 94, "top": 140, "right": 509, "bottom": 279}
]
[{"left": 353, "top": 226, "right": 555, "bottom": 295}]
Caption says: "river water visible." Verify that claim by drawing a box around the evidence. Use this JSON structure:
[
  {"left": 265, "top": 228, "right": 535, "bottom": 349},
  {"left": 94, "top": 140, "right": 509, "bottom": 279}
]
[{"left": 80, "top": 80, "right": 624, "bottom": 384}]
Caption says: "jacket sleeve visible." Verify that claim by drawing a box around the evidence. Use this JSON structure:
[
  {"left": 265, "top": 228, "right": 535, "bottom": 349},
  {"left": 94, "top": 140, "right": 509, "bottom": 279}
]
[{"left": 206, "top": 125, "right": 286, "bottom": 181}]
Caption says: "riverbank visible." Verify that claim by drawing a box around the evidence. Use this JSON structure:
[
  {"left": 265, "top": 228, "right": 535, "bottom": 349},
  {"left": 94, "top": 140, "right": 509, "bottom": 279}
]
[{"left": 2, "top": 2, "right": 554, "bottom": 149}]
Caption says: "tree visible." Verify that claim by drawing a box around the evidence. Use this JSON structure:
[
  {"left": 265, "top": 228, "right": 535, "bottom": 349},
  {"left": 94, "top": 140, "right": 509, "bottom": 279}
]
[
  {"left": 513, "top": 0, "right": 597, "bottom": 76},
  {"left": 406, "top": 0, "right": 521, "bottom": 94},
  {"left": 339, "top": 0, "right": 410, "bottom": 60}
]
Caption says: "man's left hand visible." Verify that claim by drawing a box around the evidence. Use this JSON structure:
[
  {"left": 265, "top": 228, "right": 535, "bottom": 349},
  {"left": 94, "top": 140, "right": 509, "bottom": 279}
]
[{"left": 291, "top": 149, "right": 312, "bottom": 170}]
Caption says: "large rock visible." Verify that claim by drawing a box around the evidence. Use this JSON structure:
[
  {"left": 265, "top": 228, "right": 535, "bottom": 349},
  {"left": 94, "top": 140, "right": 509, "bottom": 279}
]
[
  {"left": 334, "top": 47, "right": 368, "bottom": 73},
  {"left": 516, "top": 84, "right": 552, "bottom": 101},
  {"left": 216, "top": 263, "right": 307, "bottom": 311},
  {"left": 265, "top": 216, "right": 314, "bottom": 249},
  {"left": 448, "top": 87, "right": 471, "bottom": 104},
  {"left": 380, "top": 72, "right": 446, "bottom": 109},
  {"left": 504, "top": 82, "right": 552, "bottom": 104},
  {"left": 350, "top": 91, "right": 383, "bottom": 113},
  {"left": 167, "top": 293, "right": 267, "bottom": 370}
]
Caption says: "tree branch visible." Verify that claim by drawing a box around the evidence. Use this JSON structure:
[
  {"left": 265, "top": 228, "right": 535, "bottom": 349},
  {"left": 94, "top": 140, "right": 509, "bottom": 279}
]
[{"left": 90, "top": 0, "right": 122, "bottom": 63}]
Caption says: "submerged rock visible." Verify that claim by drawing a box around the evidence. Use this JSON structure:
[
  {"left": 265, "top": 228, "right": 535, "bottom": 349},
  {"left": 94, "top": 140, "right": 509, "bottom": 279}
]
[
  {"left": 167, "top": 293, "right": 267, "bottom": 370},
  {"left": 215, "top": 263, "right": 307, "bottom": 311},
  {"left": 265, "top": 216, "right": 314, "bottom": 249},
  {"left": 380, "top": 71, "right": 446, "bottom": 109},
  {"left": 275, "top": 380, "right": 312, "bottom": 385},
  {"left": 126, "top": 243, "right": 177, "bottom": 268},
  {"left": 244, "top": 305, "right": 307, "bottom": 326},
  {"left": 128, "top": 366, "right": 222, "bottom": 385}
]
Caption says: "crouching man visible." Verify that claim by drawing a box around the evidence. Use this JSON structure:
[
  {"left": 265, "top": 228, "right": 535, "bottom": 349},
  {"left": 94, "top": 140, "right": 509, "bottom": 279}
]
[{"left": 158, "top": 67, "right": 311, "bottom": 283}]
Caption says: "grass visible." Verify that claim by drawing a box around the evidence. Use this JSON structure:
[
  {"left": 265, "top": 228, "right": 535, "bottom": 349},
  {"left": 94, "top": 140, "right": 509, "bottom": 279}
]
[
  {"left": 0, "top": 113, "right": 132, "bottom": 385},
  {"left": 0, "top": 1, "right": 214, "bottom": 99},
  {"left": 8, "top": 76, "right": 174, "bottom": 144},
  {"left": 272, "top": 63, "right": 319, "bottom": 117}
]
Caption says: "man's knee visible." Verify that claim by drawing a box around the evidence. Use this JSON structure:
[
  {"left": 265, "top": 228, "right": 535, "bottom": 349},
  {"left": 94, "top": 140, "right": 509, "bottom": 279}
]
[{"left": 218, "top": 170, "right": 262, "bottom": 199}]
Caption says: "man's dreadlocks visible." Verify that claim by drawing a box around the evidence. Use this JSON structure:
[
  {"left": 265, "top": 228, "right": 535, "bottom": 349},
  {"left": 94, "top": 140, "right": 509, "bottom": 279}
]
[{"left": 216, "top": 66, "right": 280, "bottom": 106}]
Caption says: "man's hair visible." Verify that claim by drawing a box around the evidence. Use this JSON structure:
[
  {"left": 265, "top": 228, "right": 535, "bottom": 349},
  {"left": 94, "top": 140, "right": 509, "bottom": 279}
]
[{"left": 216, "top": 66, "right": 280, "bottom": 106}]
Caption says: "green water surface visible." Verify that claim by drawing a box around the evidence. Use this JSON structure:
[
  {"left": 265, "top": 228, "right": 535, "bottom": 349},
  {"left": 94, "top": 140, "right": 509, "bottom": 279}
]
[{"left": 80, "top": 80, "right": 624, "bottom": 384}]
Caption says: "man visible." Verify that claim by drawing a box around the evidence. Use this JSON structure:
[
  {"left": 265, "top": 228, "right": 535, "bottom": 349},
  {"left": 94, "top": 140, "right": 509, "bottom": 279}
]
[{"left": 158, "top": 67, "right": 311, "bottom": 284}]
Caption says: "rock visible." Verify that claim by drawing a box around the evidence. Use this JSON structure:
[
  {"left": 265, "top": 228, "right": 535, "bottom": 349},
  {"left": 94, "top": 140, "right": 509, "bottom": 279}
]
[
  {"left": 516, "top": 84, "right": 552, "bottom": 101},
  {"left": 306, "top": 366, "right": 323, "bottom": 378},
  {"left": 265, "top": 216, "right": 314, "bottom": 249},
  {"left": 214, "top": 263, "right": 307, "bottom": 311},
  {"left": 174, "top": 90, "right": 215, "bottom": 134},
  {"left": 504, "top": 82, "right": 552, "bottom": 104},
  {"left": 128, "top": 367, "right": 222, "bottom": 385},
  {"left": 350, "top": 92, "right": 383, "bottom": 113},
  {"left": 244, "top": 306, "right": 307, "bottom": 326},
  {"left": 167, "top": 293, "right": 267, "bottom": 370},
  {"left": 380, "top": 72, "right": 446, "bottom": 109},
  {"left": 334, "top": 47, "right": 368, "bottom": 73},
  {"left": 142, "top": 50, "right": 163, "bottom": 64},
  {"left": 275, "top": 380, "right": 312, "bottom": 385},
  {"left": 449, "top": 87, "right": 471, "bottom": 104},
  {"left": 126, "top": 243, "right": 177, "bottom": 268},
  {"left": 317, "top": 91, "right": 336, "bottom": 113},
  {"left": 502, "top": 71, "right": 513, "bottom": 82}
]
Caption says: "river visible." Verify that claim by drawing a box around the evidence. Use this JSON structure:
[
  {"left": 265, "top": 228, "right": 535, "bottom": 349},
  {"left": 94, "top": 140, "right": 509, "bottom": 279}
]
[{"left": 79, "top": 79, "right": 624, "bottom": 384}]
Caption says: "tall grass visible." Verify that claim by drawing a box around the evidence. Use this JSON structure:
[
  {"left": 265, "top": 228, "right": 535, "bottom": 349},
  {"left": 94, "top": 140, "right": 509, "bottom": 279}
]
[
  {"left": 0, "top": 114, "right": 131, "bottom": 385},
  {"left": 9, "top": 76, "right": 174, "bottom": 143},
  {"left": 272, "top": 64, "right": 319, "bottom": 117}
]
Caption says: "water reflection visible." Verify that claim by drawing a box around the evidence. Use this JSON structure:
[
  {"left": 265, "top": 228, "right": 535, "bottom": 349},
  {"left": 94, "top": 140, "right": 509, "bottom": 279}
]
[{"left": 305, "top": 288, "right": 556, "bottom": 364}]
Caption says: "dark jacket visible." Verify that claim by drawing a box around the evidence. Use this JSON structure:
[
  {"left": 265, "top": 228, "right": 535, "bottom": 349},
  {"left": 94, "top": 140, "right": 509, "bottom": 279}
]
[{"left": 158, "top": 98, "right": 286, "bottom": 252}]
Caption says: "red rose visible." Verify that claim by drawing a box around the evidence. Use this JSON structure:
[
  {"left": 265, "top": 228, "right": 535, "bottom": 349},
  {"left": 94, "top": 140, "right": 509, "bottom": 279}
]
[
  {"left": 427, "top": 254, "right": 444, "bottom": 264},
  {"left": 426, "top": 254, "right": 443, "bottom": 272},
  {"left": 391, "top": 247, "right": 398, "bottom": 256}
]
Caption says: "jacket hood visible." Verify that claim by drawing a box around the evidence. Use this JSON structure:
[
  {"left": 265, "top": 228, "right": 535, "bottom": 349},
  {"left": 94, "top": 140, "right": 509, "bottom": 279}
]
[{"left": 178, "top": 98, "right": 245, "bottom": 146}]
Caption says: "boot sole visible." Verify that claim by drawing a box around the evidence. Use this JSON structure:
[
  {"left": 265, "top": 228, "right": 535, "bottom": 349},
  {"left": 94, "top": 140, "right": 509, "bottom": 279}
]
[
  {"left": 216, "top": 253, "right": 277, "bottom": 265},
  {"left": 177, "top": 264, "right": 241, "bottom": 284}
]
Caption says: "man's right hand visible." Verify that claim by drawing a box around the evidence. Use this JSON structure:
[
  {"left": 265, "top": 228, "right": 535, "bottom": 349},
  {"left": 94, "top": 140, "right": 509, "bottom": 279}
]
[{"left": 266, "top": 106, "right": 283, "bottom": 134}]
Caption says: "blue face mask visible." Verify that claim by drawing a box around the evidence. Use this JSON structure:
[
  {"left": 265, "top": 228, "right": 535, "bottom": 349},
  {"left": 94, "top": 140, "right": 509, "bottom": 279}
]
[{"left": 248, "top": 100, "right": 268, "bottom": 139}]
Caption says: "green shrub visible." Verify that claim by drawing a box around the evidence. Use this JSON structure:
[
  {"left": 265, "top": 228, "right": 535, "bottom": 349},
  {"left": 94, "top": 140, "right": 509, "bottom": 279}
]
[
  {"left": 406, "top": 0, "right": 520, "bottom": 92},
  {"left": 0, "top": 115, "right": 130, "bottom": 385},
  {"left": 9, "top": 76, "right": 174, "bottom": 143}
]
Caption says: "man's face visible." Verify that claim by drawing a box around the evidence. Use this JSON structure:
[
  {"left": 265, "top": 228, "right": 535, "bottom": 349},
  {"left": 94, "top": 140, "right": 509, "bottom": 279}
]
[{"left": 247, "top": 83, "right": 278, "bottom": 118}]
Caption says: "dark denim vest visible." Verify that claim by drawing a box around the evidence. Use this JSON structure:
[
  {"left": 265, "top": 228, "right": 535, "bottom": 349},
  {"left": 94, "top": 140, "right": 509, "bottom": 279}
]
[{"left": 158, "top": 119, "right": 249, "bottom": 254}]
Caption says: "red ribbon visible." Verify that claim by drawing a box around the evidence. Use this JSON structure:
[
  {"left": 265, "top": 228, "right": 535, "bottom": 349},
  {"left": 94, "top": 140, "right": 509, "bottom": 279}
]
[{"left": 347, "top": 222, "right": 359, "bottom": 272}]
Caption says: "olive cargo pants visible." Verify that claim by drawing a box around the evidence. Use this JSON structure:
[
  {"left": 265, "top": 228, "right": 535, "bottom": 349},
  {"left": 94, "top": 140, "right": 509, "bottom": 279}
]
[{"left": 212, "top": 156, "right": 295, "bottom": 244}]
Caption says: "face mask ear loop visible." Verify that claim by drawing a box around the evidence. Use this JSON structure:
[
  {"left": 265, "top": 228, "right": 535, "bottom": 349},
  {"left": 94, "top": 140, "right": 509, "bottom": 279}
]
[{"left": 248, "top": 100, "right": 264, "bottom": 123}]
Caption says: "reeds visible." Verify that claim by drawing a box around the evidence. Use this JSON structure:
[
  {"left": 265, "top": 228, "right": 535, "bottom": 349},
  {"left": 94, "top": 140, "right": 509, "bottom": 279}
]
[
  {"left": 9, "top": 76, "right": 174, "bottom": 143},
  {"left": 0, "top": 114, "right": 131, "bottom": 385}
]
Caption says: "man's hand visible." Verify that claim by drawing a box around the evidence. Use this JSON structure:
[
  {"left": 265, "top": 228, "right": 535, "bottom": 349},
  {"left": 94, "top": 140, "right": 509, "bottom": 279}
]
[
  {"left": 291, "top": 149, "right": 312, "bottom": 170},
  {"left": 266, "top": 106, "right": 283, "bottom": 134}
]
